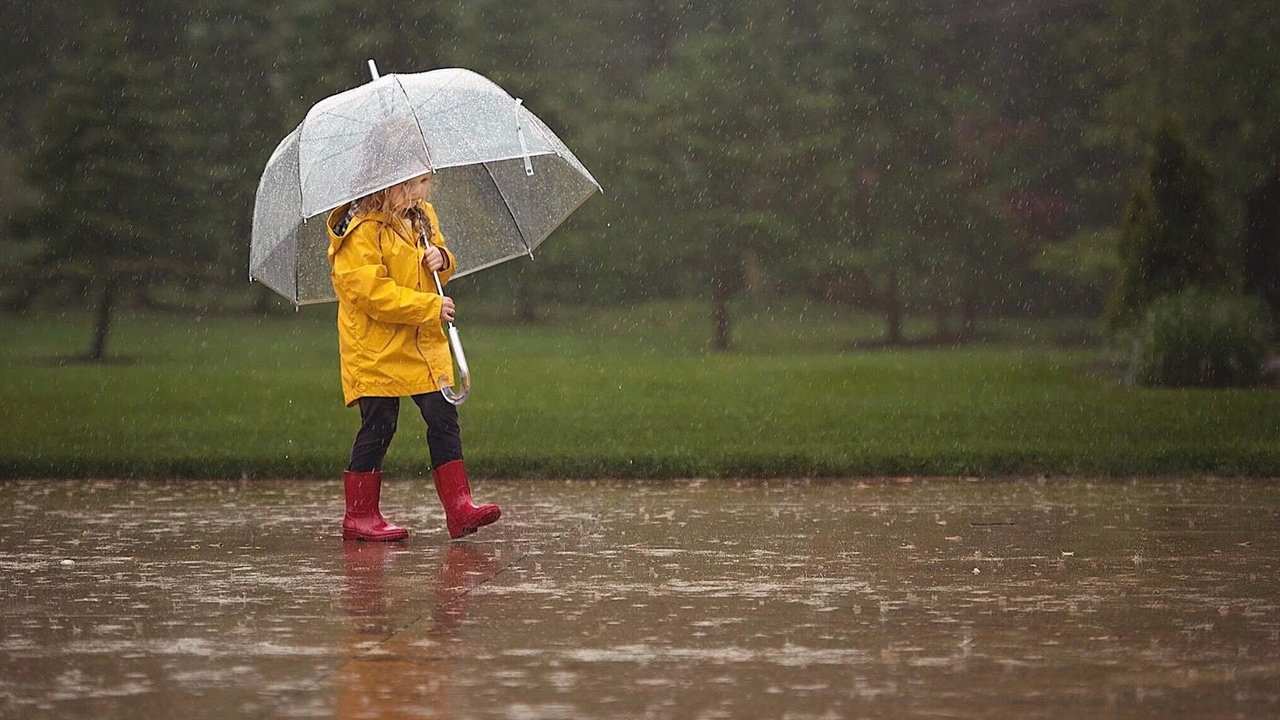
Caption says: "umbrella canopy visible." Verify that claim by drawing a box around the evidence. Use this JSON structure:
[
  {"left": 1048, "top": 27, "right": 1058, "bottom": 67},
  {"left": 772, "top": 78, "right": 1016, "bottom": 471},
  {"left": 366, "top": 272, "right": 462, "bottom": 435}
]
[{"left": 250, "top": 67, "right": 601, "bottom": 305}]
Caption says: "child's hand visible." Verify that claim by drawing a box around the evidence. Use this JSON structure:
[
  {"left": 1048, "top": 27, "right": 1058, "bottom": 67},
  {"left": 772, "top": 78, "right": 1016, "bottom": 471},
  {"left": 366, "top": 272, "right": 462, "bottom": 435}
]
[
  {"left": 440, "top": 296, "right": 455, "bottom": 323},
  {"left": 425, "top": 246, "right": 447, "bottom": 272}
]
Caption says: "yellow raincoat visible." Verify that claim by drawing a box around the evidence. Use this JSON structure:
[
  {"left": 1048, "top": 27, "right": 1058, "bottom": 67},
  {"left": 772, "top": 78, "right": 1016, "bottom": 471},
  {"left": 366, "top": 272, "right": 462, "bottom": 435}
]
[{"left": 327, "top": 201, "right": 456, "bottom": 407}]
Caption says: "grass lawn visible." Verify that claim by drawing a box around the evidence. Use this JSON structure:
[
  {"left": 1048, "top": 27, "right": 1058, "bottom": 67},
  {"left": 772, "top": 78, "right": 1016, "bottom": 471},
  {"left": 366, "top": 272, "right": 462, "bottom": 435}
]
[{"left": 0, "top": 301, "right": 1276, "bottom": 478}]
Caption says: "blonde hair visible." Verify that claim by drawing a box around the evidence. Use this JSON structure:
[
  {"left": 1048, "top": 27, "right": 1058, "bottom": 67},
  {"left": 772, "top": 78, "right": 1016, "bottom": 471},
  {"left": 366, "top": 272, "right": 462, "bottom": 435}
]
[
  {"left": 344, "top": 179, "right": 433, "bottom": 242},
  {"left": 351, "top": 185, "right": 399, "bottom": 218}
]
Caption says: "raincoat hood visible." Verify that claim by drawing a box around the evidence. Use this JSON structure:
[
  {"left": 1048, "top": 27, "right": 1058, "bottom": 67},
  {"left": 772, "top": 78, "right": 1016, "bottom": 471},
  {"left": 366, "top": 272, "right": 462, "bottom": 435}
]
[{"left": 327, "top": 203, "right": 398, "bottom": 257}]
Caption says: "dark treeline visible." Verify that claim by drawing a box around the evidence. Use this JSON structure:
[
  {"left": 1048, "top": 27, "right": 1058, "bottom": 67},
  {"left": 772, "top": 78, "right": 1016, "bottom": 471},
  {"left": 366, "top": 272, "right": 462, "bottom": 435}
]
[{"left": 3, "top": 0, "right": 1278, "bottom": 350}]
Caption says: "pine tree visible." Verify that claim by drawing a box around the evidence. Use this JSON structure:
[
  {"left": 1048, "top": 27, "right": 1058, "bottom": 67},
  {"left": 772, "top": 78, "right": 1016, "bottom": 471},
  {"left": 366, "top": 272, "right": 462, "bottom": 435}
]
[
  {"left": 1242, "top": 159, "right": 1280, "bottom": 328},
  {"left": 1106, "top": 184, "right": 1155, "bottom": 327},
  {"left": 1107, "top": 115, "right": 1223, "bottom": 329},
  {"left": 1073, "top": 0, "right": 1280, "bottom": 241},
  {"left": 14, "top": 9, "right": 192, "bottom": 359},
  {"left": 804, "top": 1, "right": 985, "bottom": 345},
  {"left": 642, "top": 0, "right": 831, "bottom": 350}
]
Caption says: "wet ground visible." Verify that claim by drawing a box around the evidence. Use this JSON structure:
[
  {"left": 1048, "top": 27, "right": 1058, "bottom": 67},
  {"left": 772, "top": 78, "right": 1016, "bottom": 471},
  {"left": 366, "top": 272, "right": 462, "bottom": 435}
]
[{"left": 1, "top": 477, "right": 1278, "bottom": 719}]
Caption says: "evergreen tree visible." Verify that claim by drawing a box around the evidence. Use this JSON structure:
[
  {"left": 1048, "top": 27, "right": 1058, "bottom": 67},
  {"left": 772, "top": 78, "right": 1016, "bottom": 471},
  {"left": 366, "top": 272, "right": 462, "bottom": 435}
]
[
  {"left": 798, "top": 0, "right": 921, "bottom": 345},
  {"left": 643, "top": 1, "right": 830, "bottom": 349},
  {"left": 1106, "top": 184, "right": 1155, "bottom": 327},
  {"left": 1072, "top": 0, "right": 1280, "bottom": 242},
  {"left": 802, "top": 1, "right": 996, "bottom": 344},
  {"left": 10, "top": 9, "right": 194, "bottom": 359},
  {"left": 180, "top": 1, "right": 291, "bottom": 308},
  {"left": 1242, "top": 158, "right": 1280, "bottom": 328},
  {"left": 1107, "top": 115, "right": 1223, "bottom": 328}
]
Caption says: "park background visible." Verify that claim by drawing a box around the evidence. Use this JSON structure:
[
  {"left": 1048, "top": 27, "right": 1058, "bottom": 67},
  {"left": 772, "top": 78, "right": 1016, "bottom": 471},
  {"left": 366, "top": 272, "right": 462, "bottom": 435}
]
[{"left": 1, "top": 0, "right": 1278, "bottom": 479}]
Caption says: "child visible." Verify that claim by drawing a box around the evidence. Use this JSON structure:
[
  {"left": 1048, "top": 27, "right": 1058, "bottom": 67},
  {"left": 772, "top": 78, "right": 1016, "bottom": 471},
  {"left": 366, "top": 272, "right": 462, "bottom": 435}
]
[{"left": 326, "top": 171, "right": 501, "bottom": 541}]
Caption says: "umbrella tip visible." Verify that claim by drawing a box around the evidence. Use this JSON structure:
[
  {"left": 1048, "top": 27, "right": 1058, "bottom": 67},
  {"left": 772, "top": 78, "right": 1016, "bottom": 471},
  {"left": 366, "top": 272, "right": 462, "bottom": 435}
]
[{"left": 367, "top": 59, "right": 380, "bottom": 80}]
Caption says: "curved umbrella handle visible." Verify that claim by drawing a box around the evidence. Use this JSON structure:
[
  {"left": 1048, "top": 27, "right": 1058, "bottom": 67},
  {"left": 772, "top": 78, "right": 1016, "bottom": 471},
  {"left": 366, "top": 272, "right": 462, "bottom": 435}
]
[{"left": 440, "top": 324, "right": 470, "bottom": 405}]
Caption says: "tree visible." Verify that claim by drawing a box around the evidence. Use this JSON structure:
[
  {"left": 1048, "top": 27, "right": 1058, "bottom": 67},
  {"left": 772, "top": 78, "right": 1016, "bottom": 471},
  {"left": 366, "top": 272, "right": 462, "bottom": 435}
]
[
  {"left": 1242, "top": 157, "right": 1280, "bottom": 328},
  {"left": 9, "top": 9, "right": 195, "bottom": 359},
  {"left": 799, "top": 1, "right": 1008, "bottom": 344},
  {"left": 794, "top": 1, "right": 923, "bottom": 345},
  {"left": 1072, "top": 0, "right": 1280, "bottom": 243},
  {"left": 1107, "top": 115, "right": 1224, "bottom": 328},
  {"left": 642, "top": 1, "right": 831, "bottom": 350}
]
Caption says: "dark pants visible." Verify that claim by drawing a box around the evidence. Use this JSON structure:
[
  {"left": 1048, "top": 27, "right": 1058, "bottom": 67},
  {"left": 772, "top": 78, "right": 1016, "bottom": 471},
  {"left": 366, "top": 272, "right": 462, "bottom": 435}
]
[{"left": 347, "top": 392, "right": 462, "bottom": 472}]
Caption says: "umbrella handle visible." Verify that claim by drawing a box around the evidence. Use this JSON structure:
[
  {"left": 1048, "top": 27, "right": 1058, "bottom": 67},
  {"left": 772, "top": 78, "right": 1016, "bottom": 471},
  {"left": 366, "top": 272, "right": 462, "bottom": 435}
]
[
  {"left": 433, "top": 270, "right": 470, "bottom": 405},
  {"left": 440, "top": 324, "right": 471, "bottom": 405}
]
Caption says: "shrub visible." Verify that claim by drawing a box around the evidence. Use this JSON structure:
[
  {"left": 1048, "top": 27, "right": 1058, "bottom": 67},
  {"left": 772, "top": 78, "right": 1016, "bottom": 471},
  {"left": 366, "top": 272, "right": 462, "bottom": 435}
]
[{"left": 1128, "top": 289, "right": 1273, "bottom": 388}]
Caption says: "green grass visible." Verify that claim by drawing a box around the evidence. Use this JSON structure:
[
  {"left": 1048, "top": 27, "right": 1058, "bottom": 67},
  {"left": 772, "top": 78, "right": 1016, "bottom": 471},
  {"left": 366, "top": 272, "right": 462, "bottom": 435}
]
[{"left": 0, "top": 302, "right": 1276, "bottom": 478}]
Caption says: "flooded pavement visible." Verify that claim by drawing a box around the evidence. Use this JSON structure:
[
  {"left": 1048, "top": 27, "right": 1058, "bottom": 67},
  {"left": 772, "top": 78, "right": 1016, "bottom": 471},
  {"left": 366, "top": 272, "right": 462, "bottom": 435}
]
[{"left": 1, "top": 477, "right": 1278, "bottom": 719}]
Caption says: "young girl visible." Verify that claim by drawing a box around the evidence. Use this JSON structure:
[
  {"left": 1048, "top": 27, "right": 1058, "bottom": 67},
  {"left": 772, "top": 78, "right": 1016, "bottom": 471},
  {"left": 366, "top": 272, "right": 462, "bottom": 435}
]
[{"left": 326, "top": 171, "right": 500, "bottom": 541}]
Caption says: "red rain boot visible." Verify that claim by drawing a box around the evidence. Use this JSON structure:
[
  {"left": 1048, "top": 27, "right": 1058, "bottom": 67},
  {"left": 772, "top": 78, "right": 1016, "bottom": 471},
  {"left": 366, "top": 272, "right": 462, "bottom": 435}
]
[
  {"left": 342, "top": 470, "right": 409, "bottom": 542},
  {"left": 432, "top": 460, "right": 501, "bottom": 539}
]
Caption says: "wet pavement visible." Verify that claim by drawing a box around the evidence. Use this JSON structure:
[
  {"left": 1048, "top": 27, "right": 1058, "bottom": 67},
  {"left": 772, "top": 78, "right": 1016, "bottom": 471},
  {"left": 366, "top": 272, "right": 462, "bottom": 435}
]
[{"left": 1, "top": 476, "right": 1278, "bottom": 719}]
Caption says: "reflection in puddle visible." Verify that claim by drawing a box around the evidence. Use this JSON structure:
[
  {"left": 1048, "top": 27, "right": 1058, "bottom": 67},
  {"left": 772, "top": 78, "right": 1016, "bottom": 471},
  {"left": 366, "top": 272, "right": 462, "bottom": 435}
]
[{"left": 335, "top": 541, "right": 503, "bottom": 719}]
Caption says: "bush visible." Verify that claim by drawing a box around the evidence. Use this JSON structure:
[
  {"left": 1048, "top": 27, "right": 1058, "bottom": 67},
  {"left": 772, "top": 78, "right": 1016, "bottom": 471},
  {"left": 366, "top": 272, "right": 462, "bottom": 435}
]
[{"left": 1128, "top": 289, "right": 1273, "bottom": 387}]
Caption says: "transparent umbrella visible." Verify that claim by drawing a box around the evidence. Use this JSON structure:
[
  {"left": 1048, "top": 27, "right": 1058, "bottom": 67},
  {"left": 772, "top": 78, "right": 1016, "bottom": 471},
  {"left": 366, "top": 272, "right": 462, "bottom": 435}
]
[{"left": 250, "top": 62, "right": 602, "bottom": 403}]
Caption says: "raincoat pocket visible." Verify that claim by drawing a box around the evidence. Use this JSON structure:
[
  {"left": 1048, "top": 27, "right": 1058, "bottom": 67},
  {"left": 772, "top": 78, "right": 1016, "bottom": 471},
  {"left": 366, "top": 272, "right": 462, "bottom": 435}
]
[{"left": 360, "top": 316, "right": 396, "bottom": 354}]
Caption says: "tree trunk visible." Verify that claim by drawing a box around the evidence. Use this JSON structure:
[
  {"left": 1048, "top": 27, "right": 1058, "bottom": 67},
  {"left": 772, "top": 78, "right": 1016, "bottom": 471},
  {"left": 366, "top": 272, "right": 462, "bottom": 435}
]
[
  {"left": 884, "top": 266, "right": 902, "bottom": 345},
  {"left": 90, "top": 279, "right": 116, "bottom": 362},
  {"left": 933, "top": 298, "right": 951, "bottom": 343},
  {"left": 640, "top": 0, "right": 674, "bottom": 66},
  {"left": 741, "top": 248, "right": 764, "bottom": 298},
  {"left": 958, "top": 295, "right": 976, "bottom": 343},
  {"left": 712, "top": 275, "right": 732, "bottom": 352},
  {"left": 516, "top": 273, "right": 537, "bottom": 323},
  {"left": 1243, "top": 166, "right": 1280, "bottom": 323}
]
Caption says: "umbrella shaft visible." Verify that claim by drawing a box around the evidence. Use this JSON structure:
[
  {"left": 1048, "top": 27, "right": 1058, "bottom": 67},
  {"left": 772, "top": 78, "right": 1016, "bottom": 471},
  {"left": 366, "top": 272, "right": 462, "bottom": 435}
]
[
  {"left": 423, "top": 226, "right": 454, "bottom": 332},
  {"left": 431, "top": 270, "right": 451, "bottom": 330}
]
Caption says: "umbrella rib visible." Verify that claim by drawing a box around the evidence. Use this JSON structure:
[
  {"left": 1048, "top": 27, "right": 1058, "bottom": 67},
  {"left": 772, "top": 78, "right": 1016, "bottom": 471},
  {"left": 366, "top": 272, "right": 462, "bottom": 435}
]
[
  {"left": 401, "top": 69, "right": 519, "bottom": 119},
  {"left": 310, "top": 110, "right": 380, "bottom": 130},
  {"left": 481, "top": 161, "right": 533, "bottom": 256},
  {"left": 292, "top": 136, "right": 305, "bottom": 301},
  {"left": 521, "top": 108, "right": 560, "bottom": 149},
  {"left": 293, "top": 198, "right": 308, "bottom": 302},
  {"left": 304, "top": 127, "right": 379, "bottom": 142},
  {"left": 524, "top": 111, "right": 584, "bottom": 174},
  {"left": 298, "top": 145, "right": 361, "bottom": 210},
  {"left": 418, "top": 95, "right": 488, "bottom": 118},
  {"left": 394, "top": 75, "right": 436, "bottom": 171},
  {"left": 401, "top": 67, "right": 463, "bottom": 111}
]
